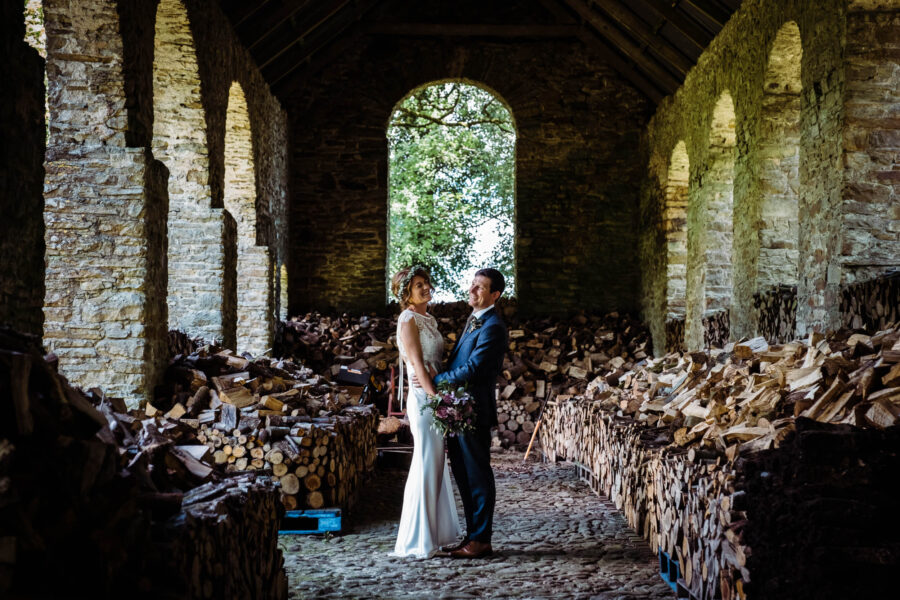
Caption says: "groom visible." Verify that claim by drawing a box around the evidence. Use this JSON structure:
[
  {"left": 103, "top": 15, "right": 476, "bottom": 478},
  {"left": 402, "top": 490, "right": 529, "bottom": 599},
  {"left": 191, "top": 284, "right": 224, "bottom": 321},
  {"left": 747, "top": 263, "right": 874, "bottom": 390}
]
[{"left": 434, "top": 268, "right": 507, "bottom": 559}]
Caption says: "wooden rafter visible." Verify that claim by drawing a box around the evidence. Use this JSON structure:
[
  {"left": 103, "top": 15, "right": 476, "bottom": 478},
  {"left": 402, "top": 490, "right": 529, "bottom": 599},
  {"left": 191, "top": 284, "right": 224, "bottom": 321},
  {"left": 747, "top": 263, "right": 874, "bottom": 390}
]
[
  {"left": 258, "top": 0, "right": 351, "bottom": 70},
  {"left": 589, "top": 0, "right": 693, "bottom": 76},
  {"left": 365, "top": 23, "right": 582, "bottom": 38},
  {"left": 241, "top": 0, "right": 317, "bottom": 51},
  {"left": 681, "top": 0, "right": 730, "bottom": 28},
  {"left": 267, "top": 0, "right": 381, "bottom": 88},
  {"left": 639, "top": 0, "right": 712, "bottom": 52},
  {"left": 563, "top": 0, "right": 681, "bottom": 93},
  {"left": 537, "top": 0, "right": 665, "bottom": 103}
]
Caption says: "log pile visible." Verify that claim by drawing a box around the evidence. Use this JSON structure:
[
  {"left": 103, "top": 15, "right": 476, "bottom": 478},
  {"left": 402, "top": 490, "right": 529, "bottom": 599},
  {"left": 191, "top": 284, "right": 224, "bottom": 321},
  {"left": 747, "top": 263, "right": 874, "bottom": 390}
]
[
  {"left": 665, "top": 317, "right": 686, "bottom": 352},
  {"left": 703, "top": 309, "right": 730, "bottom": 348},
  {"left": 0, "top": 327, "right": 287, "bottom": 599},
  {"left": 752, "top": 284, "right": 797, "bottom": 343},
  {"left": 153, "top": 344, "right": 379, "bottom": 511},
  {"left": 541, "top": 323, "right": 900, "bottom": 600},
  {"left": 841, "top": 270, "right": 900, "bottom": 333},
  {"left": 274, "top": 302, "right": 653, "bottom": 449}
]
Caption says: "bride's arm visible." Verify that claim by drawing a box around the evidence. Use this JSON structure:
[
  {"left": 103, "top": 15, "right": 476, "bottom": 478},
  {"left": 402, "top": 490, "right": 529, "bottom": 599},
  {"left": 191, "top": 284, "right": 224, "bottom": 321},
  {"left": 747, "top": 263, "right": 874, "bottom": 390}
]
[{"left": 398, "top": 319, "right": 438, "bottom": 396}]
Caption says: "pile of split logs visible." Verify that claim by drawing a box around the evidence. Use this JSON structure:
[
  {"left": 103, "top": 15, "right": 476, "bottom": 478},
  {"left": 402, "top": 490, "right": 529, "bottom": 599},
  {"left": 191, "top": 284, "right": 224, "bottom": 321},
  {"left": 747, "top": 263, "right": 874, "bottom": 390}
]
[
  {"left": 276, "top": 302, "right": 652, "bottom": 449},
  {"left": 752, "top": 284, "right": 797, "bottom": 343},
  {"left": 841, "top": 269, "right": 900, "bottom": 333},
  {"left": 541, "top": 323, "right": 900, "bottom": 599},
  {"left": 0, "top": 327, "right": 288, "bottom": 599},
  {"left": 152, "top": 344, "right": 378, "bottom": 511}
]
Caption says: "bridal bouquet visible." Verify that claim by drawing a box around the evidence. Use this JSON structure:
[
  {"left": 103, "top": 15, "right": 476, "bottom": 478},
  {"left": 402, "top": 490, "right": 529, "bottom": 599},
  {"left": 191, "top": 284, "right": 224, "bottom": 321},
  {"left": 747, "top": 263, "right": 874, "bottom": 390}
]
[{"left": 422, "top": 382, "right": 477, "bottom": 437}]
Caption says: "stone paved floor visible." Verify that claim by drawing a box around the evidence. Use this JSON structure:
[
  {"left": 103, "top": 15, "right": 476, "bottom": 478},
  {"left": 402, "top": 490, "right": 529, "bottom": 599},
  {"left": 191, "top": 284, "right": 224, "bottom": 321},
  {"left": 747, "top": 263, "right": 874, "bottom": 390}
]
[{"left": 282, "top": 450, "right": 675, "bottom": 600}]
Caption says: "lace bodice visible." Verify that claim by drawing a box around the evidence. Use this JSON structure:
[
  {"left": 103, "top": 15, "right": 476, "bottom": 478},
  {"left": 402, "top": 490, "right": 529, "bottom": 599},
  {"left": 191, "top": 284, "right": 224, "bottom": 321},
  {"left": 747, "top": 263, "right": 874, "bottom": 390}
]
[{"left": 396, "top": 309, "right": 444, "bottom": 371}]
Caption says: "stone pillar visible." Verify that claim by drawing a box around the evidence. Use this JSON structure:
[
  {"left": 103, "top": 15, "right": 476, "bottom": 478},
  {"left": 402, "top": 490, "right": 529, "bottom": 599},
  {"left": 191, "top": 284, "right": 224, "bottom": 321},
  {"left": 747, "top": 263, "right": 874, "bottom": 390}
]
[
  {"left": 840, "top": 3, "right": 900, "bottom": 290},
  {"left": 42, "top": 0, "right": 167, "bottom": 406},
  {"left": 153, "top": 0, "right": 234, "bottom": 347}
]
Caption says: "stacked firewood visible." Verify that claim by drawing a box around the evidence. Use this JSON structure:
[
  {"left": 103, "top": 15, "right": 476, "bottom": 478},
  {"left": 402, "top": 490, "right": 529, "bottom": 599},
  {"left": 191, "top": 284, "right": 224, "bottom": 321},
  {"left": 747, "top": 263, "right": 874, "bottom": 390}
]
[
  {"left": 841, "top": 270, "right": 900, "bottom": 332},
  {"left": 752, "top": 284, "right": 797, "bottom": 343},
  {"left": 0, "top": 327, "right": 287, "bottom": 599},
  {"left": 665, "top": 317, "right": 685, "bottom": 352},
  {"left": 153, "top": 345, "right": 379, "bottom": 511},
  {"left": 541, "top": 323, "right": 900, "bottom": 599},
  {"left": 702, "top": 309, "right": 730, "bottom": 348},
  {"left": 274, "top": 303, "right": 653, "bottom": 449},
  {"left": 163, "top": 477, "right": 288, "bottom": 599}
]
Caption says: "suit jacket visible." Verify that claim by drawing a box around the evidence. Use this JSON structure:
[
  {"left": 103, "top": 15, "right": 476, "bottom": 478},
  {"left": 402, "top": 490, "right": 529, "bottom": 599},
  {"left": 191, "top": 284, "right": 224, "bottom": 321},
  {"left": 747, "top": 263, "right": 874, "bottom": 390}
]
[{"left": 434, "top": 307, "right": 507, "bottom": 428}]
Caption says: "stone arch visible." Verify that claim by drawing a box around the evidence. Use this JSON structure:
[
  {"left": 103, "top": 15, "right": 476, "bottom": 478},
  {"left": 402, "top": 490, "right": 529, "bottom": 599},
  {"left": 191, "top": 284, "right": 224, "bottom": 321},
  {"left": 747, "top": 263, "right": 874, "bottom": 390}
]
[
  {"left": 758, "top": 21, "right": 802, "bottom": 292},
  {"left": 665, "top": 141, "right": 689, "bottom": 321},
  {"left": 385, "top": 78, "right": 517, "bottom": 301},
  {"left": 686, "top": 91, "right": 736, "bottom": 350},
  {"left": 224, "top": 80, "right": 273, "bottom": 354},
  {"left": 153, "top": 0, "right": 236, "bottom": 347}
]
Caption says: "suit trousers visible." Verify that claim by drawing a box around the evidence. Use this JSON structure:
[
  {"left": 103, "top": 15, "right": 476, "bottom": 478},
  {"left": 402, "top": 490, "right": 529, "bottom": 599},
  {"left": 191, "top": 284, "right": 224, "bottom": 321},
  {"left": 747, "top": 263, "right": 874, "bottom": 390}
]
[{"left": 447, "top": 424, "right": 495, "bottom": 543}]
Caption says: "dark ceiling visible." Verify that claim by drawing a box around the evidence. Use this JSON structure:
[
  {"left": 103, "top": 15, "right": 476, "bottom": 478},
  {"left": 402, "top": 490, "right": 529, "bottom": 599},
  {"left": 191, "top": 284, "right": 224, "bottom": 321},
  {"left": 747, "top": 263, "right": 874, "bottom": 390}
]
[{"left": 219, "top": 0, "right": 742, "bottom": 104}]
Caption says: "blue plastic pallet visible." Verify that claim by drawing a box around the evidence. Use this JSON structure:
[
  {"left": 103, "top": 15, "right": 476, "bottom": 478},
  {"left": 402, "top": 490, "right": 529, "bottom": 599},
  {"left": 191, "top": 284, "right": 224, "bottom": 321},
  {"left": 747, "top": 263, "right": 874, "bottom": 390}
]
[
  {"left": 658, "top": 548, "right": 697, "bottom": 599},
  {"left": 279, "top": 508, "right": 342, "bottom": 535}
]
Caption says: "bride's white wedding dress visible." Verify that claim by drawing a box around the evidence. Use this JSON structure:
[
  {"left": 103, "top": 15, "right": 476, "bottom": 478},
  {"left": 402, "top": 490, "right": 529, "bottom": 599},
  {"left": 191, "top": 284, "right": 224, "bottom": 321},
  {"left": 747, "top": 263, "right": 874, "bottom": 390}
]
[{"left": 391, "top": 309, "right": 462, "bottom": 558}]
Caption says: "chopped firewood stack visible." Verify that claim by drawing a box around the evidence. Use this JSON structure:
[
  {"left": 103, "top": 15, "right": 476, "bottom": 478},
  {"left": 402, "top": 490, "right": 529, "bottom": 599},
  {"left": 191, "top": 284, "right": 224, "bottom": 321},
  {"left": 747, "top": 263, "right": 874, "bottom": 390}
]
[
  {"left": 752, "top": 284, "right": 797, "bottom": 343},
  {"left": 275, "top": 302, "right": 653, "bottom": 449},
  {"left": 702, "top": 309, "right": 730, "bottom": 348},
  {"left": 0, "top": 327, "right": 287, "bottom": 599},
  {"left": 152, "top": 344, "right": 379, "bottom": 511},
  {"left": 541, "top": 323, "right": 900, "bottom": 600},
  {"left": 841, "top": 269, "right": 900, "bottom": 332},
  {"left": 666, "top": 317, "right": 686, "bottom": 352}
]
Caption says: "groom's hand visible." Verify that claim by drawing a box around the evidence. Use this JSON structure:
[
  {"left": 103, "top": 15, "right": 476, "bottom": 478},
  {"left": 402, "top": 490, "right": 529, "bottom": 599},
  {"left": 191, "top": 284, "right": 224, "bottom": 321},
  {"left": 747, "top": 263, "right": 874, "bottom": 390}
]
[{"left": 409, "top": 365, "right": 438, "bottom": 388}]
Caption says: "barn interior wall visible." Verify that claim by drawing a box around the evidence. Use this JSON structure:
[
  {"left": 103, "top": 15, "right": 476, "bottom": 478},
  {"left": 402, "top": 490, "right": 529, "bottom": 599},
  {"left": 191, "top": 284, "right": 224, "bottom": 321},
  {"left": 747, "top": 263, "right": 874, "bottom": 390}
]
[{"left": 288, "top": 14, "right": 653, "bottom": 315}]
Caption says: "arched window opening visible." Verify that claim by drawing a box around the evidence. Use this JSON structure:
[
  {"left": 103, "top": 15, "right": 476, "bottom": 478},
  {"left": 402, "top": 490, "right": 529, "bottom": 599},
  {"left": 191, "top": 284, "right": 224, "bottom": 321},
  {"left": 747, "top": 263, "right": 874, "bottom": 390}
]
[
  {"left": 24, "top": 0, "right": 46, "bottom": 57},
  {"left": 224, "top": 80, "right": 272, "bottom": 355},
  {"left": 758, "top": 21, "right": 802, "bottom": 290},
  {"left": 387, "top": 81, "right": 516, "bottom": 301},
  {"left": 665, "top": 141, "right": 689, "bottom": 320},
  {"left": 153, "top": 0, "right": 235, "bottom": 347},
  {"left": 686, "top": 91, "right": 736, "bottom": 350}
]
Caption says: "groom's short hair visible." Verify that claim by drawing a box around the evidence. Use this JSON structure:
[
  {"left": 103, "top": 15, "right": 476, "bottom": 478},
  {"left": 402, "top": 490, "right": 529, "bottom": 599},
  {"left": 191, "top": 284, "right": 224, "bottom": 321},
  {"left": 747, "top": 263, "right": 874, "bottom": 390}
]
[{"left": 475, "top": 268, "right": 505, "bottom": 296}]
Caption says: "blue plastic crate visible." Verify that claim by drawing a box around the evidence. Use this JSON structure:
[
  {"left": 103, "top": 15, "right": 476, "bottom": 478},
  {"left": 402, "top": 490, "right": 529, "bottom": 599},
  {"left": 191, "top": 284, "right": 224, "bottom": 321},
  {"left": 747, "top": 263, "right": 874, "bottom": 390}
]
[
  {"left": 279, "top": 508, "right": 342, "bottom": 535},
  {"left": 658, "top": 548, "right": 680, "bottom": 592}
]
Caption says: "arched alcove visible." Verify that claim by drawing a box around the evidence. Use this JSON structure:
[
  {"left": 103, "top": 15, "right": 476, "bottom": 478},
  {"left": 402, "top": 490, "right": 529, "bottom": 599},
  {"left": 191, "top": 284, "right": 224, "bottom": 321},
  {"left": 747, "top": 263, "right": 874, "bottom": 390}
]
[
  {"left": 686, "top": 91, "right": 736, "bottom": 350},
  {"left": 758, "top": 22, "right": 802, "bottom": 291},
  {"left": 153, "top": 0, "right": 235, "bottom": 347},
  {"left": 665, "top": 141, "right": 690, "bottom": 322},
  {"left": 224, "top": 81, "right": 273, "bottom": 354},
  {"left": 386, "top": 80, "right": 516, "bottom": 301}
]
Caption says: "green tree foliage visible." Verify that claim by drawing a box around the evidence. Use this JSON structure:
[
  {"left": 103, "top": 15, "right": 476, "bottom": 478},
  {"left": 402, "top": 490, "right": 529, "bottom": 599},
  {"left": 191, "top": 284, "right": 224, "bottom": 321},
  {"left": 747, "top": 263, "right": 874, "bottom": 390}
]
[{"left": 388, "top": 82, "right": 515, "bottom": 301}]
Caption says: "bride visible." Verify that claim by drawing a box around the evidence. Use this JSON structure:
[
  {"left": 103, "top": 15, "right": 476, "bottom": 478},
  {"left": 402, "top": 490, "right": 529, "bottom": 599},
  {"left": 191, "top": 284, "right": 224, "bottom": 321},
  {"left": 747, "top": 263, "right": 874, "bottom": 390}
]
[{"left": 390, "top": 266, "right": 462, "bottom": 558}]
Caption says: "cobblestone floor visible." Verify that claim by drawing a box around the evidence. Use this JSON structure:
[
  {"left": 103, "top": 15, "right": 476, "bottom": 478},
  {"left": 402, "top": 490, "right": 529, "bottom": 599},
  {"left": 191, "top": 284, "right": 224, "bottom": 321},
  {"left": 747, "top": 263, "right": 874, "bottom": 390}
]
[{"left": 282, "top": 450, "right": 674, "bottom": 600}]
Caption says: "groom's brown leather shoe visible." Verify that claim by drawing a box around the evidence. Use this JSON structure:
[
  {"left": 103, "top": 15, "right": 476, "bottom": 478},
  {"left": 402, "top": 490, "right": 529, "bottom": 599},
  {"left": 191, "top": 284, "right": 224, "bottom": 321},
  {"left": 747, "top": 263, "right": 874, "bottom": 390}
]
[
  {"left": 440, "top": 539, "right": 469, "bottom": 553},
  {"left": 450, "top": 540, "right": 493, "bottom": 559}
]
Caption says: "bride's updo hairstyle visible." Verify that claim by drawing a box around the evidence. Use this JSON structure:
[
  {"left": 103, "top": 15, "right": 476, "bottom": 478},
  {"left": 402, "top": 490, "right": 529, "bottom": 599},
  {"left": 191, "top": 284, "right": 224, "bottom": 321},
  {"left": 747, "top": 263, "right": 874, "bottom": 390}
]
[{"left": 391, "top": 265, "right": 431, "bottom": 309}]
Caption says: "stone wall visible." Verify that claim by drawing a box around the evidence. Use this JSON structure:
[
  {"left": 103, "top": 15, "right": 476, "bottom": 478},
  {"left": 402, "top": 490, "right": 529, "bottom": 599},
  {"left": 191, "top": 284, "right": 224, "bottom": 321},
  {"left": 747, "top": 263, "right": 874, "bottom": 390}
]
[
  {"left": 641, "top": 0, "right": 850, "bottom": 353},
  {"left": 841, "top": 4, "right": 900, "bottom": 284},
  {"left": 42, "top": 0, "right": 288, "bottom": 405},
  {"left": 0, "top": 0, "right": 45, "bottom": 339},
  {"left": 288, "top": 0, "right": 652, "bottom": 315},
  {"left": 43, "top": 0, "right": 169, "bottom": 404}
]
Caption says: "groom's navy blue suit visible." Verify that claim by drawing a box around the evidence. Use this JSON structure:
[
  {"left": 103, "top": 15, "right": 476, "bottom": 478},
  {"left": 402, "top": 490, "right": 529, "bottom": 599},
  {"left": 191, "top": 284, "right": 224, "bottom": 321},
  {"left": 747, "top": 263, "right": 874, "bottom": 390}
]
[{"left": 434, "top": 306, "right": 507, "bottom": 544}]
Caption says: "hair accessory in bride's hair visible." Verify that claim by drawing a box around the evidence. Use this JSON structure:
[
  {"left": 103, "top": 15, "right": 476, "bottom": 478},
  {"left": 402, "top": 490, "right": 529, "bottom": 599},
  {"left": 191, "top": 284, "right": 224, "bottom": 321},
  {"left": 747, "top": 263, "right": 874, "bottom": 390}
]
[{"left": 393, "top": 265, "right": 430, "bottom": 303}]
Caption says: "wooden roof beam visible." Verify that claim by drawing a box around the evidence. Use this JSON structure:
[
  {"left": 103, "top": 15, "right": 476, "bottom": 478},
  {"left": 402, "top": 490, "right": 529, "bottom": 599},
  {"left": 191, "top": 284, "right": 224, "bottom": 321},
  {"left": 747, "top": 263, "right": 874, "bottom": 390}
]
[
  {"left": 258, "top": 0, "right": 351, "bottom": 70},
  {"left": 537, "top": 0, "right": 666, "bottom": 103},
  {"left": 563, "top": 0, "right": 681, "bottom": 93},
  {"left": 589, "top": 0, "right": 693, "bottom": 76},
  {"left": 267, "top": 0, "right": 380, "bottom": 88},
  {"left": 365, "top": 23, "right": 582, "bottom": 38},
  {"left": 680, "top": 0, "right": 730, "bottom": 28},
  {"left": 639, "top": 0, "right": 712, "bottom": 52}
]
